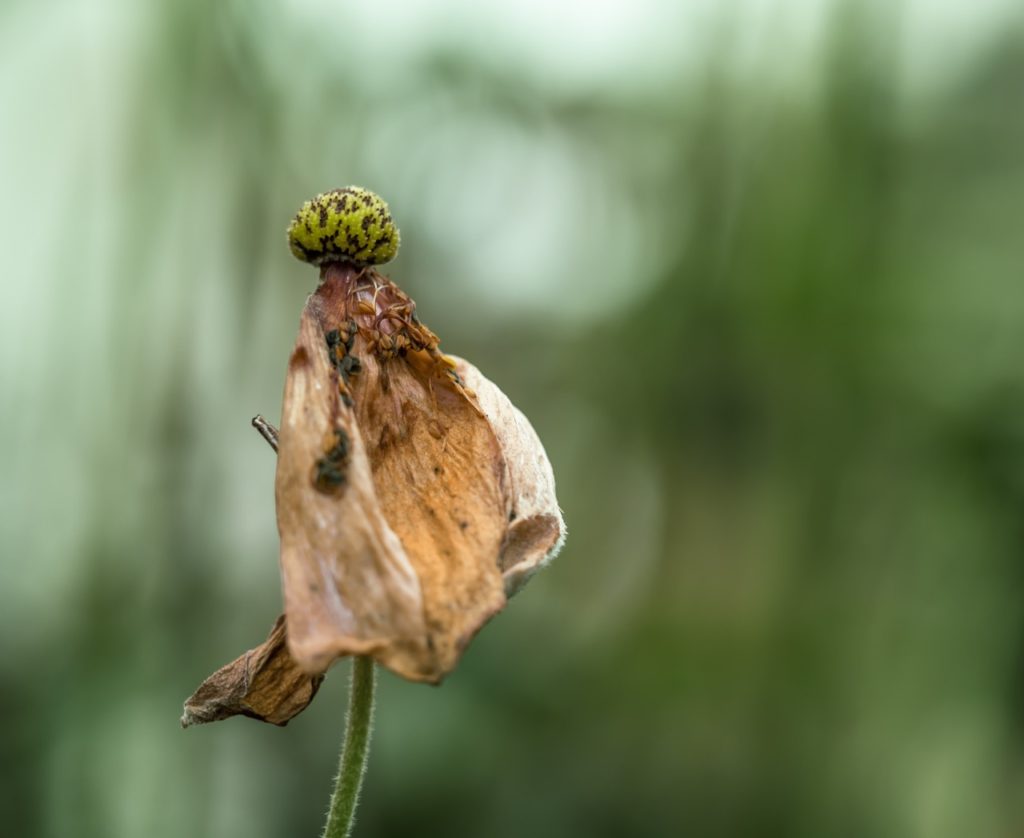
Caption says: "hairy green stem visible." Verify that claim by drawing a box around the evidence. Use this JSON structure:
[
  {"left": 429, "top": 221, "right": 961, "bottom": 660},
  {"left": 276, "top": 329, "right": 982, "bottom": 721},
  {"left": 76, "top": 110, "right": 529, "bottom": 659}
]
[{"left": 321, "top": 656, "right": 377, "bottom": 838}]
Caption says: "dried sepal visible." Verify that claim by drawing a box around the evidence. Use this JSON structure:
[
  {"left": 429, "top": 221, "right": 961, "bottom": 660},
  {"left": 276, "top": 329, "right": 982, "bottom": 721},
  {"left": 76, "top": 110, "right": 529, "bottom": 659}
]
[{"left": 181, "top": 616, "right": 323, "bottom": 728}]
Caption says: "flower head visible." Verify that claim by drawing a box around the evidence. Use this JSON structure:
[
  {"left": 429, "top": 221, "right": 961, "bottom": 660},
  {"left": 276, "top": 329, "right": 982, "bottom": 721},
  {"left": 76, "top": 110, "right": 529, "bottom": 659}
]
[{"left": 183, "top": 187, "right": 563, "bottom": 726}]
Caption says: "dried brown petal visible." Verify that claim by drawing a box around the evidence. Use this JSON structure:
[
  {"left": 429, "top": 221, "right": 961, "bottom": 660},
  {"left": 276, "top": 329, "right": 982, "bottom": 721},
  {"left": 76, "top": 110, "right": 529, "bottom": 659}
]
[
  {"left": 181, "top": 616, "right": 323, "bottom": 727},
  {"left": 452, "top": 358, "right": 565, "bottom": 596},
  {"left": 276, "top": 264, "right": 510, "bottom": 682}
]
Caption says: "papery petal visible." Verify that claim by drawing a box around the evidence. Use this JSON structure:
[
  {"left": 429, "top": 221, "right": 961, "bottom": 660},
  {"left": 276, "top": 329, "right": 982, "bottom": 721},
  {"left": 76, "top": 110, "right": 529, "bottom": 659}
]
[
  {"left": 181, "top": 616, "right": 323, "bottom": 727},
  {"left": 276, "top": 265, "right": 509, "bottom": 682},
  {"left": 276, "top": 303, "right": 432, "bottom": 679},
  {"left": 452, "top": 358, "right": 565, "bottom": 596}
]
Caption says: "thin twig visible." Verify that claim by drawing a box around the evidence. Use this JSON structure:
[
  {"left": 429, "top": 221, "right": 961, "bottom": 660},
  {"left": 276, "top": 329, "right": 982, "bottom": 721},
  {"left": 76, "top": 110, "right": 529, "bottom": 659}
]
[{"left": 252, "top": 415, "right": 279, "bottom": 453}]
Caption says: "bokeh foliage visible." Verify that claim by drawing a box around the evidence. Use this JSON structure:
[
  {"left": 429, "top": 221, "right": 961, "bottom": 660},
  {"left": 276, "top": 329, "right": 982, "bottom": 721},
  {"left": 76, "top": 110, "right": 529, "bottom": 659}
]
[{"left": 2, "top": 1, "right": 1023, "bottom": 836}]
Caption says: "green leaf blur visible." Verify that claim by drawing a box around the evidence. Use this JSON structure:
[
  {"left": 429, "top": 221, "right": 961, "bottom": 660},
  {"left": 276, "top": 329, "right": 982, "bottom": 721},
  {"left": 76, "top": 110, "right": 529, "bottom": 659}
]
[{"left": 2, "top": 1, "right": 1022, "bottom": 836}]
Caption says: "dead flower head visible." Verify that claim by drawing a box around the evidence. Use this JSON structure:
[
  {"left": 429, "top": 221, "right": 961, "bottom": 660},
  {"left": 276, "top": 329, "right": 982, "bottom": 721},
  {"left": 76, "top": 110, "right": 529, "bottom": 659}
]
[{"left": 182, "top": 187, "right": 564, "bottom": 727}]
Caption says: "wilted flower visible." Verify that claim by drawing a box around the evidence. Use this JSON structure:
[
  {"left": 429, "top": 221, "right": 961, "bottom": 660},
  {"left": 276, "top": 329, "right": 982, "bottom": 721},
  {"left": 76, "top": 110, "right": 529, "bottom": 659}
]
[{"left": 183, "top": 187, "right": 563, "bottom": 727}]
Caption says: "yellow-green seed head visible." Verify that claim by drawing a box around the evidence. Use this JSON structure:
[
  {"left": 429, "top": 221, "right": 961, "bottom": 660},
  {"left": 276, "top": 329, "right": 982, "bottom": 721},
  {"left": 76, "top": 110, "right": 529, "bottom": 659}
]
[{"left": 287, "top": 186, "right": 400, "bottom": 267}]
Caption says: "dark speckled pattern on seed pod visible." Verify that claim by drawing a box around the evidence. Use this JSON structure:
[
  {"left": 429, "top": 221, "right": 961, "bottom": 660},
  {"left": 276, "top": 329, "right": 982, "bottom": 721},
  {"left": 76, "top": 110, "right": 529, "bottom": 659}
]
[{"left": 287, "top": 186, "right": 399, "bottom": 267}]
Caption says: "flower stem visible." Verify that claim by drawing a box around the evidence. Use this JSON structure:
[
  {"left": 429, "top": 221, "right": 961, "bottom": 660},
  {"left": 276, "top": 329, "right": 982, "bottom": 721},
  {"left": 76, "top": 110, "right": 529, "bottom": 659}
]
[{"left": 322, "top": 656, "right": 377, "bottom": 838}]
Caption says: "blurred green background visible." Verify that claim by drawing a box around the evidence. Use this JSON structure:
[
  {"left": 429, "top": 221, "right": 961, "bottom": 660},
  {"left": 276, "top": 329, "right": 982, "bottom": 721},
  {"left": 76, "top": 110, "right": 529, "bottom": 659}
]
[{"left": 3, "top": 0, "right": 1024, "bottom": 835}]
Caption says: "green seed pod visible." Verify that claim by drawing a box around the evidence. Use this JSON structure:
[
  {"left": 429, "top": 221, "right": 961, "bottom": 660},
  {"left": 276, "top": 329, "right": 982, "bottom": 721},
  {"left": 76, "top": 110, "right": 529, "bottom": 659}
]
[{"left": 287, "top": 187, "right": 400, "bottom": 267}]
